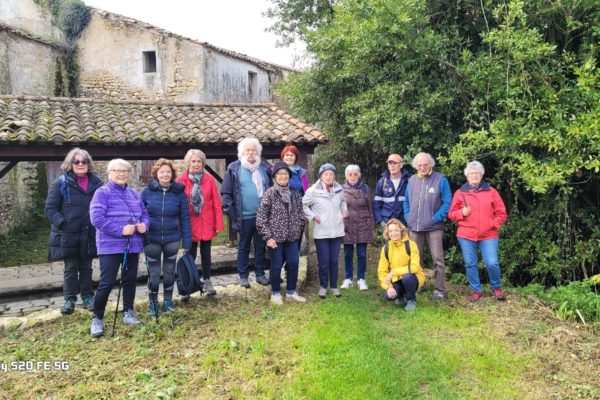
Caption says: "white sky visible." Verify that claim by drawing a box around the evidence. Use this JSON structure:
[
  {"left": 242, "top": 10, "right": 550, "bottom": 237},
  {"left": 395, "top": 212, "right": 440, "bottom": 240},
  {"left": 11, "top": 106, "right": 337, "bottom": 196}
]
[{"left": 83, "top": 0, "right": 305, "bottom": 68}]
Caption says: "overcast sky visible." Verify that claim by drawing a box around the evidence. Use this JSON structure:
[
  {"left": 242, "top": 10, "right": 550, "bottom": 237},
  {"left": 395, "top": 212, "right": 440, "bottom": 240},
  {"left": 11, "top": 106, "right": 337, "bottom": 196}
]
[{"left": 83, "top": 0, "right": 305, "bottom": 68}]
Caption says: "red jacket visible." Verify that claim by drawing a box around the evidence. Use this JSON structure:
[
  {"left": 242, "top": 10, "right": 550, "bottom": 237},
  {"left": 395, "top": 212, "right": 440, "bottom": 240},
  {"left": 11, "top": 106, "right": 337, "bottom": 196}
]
[
  {"left": 448, "top": 181, "right": 507, "bottom": 241},
  {"left": 177, "top": 171, "right": 224, "bottom": 242}
]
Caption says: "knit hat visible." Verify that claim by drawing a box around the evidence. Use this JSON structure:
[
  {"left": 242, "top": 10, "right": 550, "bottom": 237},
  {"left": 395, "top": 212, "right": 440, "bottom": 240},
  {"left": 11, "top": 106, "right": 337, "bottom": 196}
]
[
  {"left": 272, "top": 161, "right": 291, "bottom": 176},
  {"left": 318, "top": 163, "right": 337, "bottom": 177}
]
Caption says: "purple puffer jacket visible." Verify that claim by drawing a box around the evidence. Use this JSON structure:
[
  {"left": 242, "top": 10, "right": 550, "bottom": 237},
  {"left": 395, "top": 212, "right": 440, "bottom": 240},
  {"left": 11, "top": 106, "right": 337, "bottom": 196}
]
[{"left": 90, "top": 181, "right": 149, "bottom": 255}]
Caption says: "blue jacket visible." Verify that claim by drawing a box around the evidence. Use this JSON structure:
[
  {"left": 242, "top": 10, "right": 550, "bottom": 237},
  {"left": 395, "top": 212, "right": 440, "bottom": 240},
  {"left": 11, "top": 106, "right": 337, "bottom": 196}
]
[
  {"left": 373, "top": 168, "right": 411, "bottom": 225},
  {"left": 141, "top": 180, "right": 192, "bottom": 249},
  {"left": 221, "top": 160, "right": 272, "bottom": 232}
]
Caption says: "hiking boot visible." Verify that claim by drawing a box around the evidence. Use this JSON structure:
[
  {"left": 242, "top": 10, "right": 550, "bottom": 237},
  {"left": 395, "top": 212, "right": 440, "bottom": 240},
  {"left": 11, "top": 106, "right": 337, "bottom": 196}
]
[
  {"left": 90, "top": 317, "right": 104, "bottom": 338},
  {"left": 286, "top": 292, "right": 307, "bottom": 303},
  {"left": 431, "top": 291, "right": 445, "bottom": 301},
  {"left": 162, "top": 299, "right": 175, "bottom": 312},
  {"left": 319, "top": 287, "right": 327, "bottom": 299},
  {"left": 180, "top": 294, "right": 190, "bottom": 303},
  {"left": 240, "top": 278, "right": 251, "bottom": 288},
  {"left": 405, "top": 300, "right": 417, "bottom": 312},
  {"left": 256, "top": 275, "right": 270, "bottom": 286},
  {"left": 82, "top": 296, "right": 94, "bottom": 311},
  {"left": 203, "top": 279, "right": 217, "bottom": 296},
  {"left": 148, "top": 300, "right": 158, "bottom": 317},
  {"left": 493, "top": 288, "right": 506, "bottom": 301},
  {"left": 340, "top": 279, "right": 353, "bottom": 289},
  {"left": 123, "top": 309, "right": 141, "bottom": 325},
  {"left": 61, "top": 299, "right": 76, "bottom": 315},
  {"left": 332, "top": 288, "right": 342, "bottom": 298},
  {"left": 357, "top": 279, "right": 368, "bottom": 291},
  {"left": 270, "top": 293, "right": 283, "bottom": 305},
  {"left": 394, "top": 297, "right": 407, "bottom": 307},
  {"left": 469, "top": 290, "right": 483, "bottom": 303}
]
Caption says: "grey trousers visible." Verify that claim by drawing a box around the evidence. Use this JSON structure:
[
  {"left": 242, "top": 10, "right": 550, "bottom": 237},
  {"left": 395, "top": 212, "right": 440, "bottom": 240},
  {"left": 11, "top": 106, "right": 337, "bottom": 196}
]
[
  {"left": 144, "top": 240, "right": 180, "bottom": 300},
  {"left": 63, "top": 255, "right": 94, "bottom": 301},
  {"left": 408, "top": 230, "right": 446, "bottom": 294}
]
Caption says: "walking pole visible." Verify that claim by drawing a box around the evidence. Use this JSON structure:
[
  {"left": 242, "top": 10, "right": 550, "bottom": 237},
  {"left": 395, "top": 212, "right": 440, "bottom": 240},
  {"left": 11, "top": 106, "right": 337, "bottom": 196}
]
[
  {"left": 112, "top": 236, "right": 131, "bottom": 337},
  {"left": 143, "top": 241, "right": 159, "bottom": 324}
]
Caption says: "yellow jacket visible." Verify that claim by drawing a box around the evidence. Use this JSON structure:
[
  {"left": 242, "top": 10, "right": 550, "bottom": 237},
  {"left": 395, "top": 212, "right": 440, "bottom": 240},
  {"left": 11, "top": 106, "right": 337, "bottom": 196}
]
[{"left": 377, "top": 236, "right": 426, "bottom": 289}]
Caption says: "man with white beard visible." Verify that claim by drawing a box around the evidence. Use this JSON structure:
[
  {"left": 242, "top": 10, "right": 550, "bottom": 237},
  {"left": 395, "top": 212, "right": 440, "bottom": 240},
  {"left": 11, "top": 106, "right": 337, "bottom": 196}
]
[{"left": 222, "top": 138, "right": 273, "bottom": 288}]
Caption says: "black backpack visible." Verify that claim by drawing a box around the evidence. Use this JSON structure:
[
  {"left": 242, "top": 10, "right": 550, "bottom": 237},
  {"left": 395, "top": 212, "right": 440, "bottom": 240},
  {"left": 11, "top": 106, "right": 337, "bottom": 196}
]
[
  {"left": 383, "top": 240, "right": 412, "bottom": 273},
  {"left": 176, "top": 252, "right": 204, "bottom": 296}
]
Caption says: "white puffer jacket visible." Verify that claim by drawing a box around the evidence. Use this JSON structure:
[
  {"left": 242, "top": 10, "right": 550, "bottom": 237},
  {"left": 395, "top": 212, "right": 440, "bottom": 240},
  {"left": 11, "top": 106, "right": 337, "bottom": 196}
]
[{"left": 302, "top": 180, "right": 347, "bottom": 239}]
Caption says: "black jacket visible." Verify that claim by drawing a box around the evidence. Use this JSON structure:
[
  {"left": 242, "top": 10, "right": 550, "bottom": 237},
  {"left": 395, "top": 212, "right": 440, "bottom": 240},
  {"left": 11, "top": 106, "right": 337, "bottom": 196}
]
[{"left": 44, "top": 171, "right": 103, "bottom": 261}]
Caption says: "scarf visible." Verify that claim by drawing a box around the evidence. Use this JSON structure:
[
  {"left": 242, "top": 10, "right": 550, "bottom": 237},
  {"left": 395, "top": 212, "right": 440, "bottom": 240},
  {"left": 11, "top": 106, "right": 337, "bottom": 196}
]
[
  {"left": 345, "top": 178, "right": 363, "bottom": 190},
  {"left": 274, "top": 181, "right": 291, "bottom": 204},
  {"left": 240, "top": 156, "right": 264, "bottom": 198},
  {"left": 189, "top": 171, "right": 204, "bottom": 215},
  {"left": 290, "top": 164, "right": 301, "bottom": 174}
]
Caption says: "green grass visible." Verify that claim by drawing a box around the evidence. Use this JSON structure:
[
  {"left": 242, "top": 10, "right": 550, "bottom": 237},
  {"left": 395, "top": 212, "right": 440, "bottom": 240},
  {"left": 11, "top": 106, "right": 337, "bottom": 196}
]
[{"left": 0, "top": 218, "right": 50, "bottom": 268}]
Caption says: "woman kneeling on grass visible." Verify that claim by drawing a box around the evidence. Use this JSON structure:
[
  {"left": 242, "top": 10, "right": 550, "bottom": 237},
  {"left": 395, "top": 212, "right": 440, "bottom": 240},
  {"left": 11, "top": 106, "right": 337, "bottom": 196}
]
[
  {"left": 256, "top": 162, "right": 307, "bottom": 305},
  {"left": 378, "top": 218, "right": 425, "bottom": 311}
]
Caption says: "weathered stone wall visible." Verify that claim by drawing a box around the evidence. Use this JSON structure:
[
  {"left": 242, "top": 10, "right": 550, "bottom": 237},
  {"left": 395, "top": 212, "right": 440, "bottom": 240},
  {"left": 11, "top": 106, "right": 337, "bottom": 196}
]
[
  {"left": 0, "top": 0, "right": 64, "bottom": 41},
  {"left": 0, "top": 162, "right": 40, "bottom": 236}
]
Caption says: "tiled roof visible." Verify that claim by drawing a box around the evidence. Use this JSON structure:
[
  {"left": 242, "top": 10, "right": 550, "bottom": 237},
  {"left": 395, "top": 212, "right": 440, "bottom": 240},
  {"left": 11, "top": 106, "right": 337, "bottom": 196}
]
[{"left": 0, "top": 96, "right": 325, "bottom": 146}]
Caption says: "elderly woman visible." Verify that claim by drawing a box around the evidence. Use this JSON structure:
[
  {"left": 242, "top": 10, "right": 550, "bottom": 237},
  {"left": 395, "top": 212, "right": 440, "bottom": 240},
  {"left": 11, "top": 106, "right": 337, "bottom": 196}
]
[
  {"left": 256, "top": 161, "right": 307, "bottom": 305},
  {"left": 141, "top": 158, "right": 191, "bottom": 315},
  {"left": 177, "top": 149, "right": 224, "bottom": 296},
  {"left": 303, "top": 163, "right": 348, "bottom": 299},
  {"left": 89, "top": 159, "right": 149, "bottom": 338},
  {"left": 377, "top": 219, "right": 425, "bottom": 311},
  {"left": 45, "top": 148, "right": 103, "bottom": 315},
  {"left": 449, "top": 161, "right": 507, "bottom": 302},
  {"left": 221, "top": 138, "right": 272, "bottom": 288},
  {"left": 280, "top": 145, "right": 309, "bottom": 195},
  {"left": 341, "top": 164, "right": 375, "bottom": 291}
]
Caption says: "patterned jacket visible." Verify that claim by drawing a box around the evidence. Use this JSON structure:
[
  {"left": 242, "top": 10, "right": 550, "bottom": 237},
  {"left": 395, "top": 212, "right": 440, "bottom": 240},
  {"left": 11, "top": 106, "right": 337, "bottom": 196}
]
[{"left": 256, "top": 186, "right": 305, "bottom": 243}]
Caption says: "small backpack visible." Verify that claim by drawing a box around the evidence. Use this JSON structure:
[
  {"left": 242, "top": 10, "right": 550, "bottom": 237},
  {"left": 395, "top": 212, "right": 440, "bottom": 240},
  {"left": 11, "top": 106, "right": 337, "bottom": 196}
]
[
  {"left": 176, "top": 252, "right": 204, "bottom": 296},
  {"left": 383, "top": 240, "right": 412, "bottom": 273}
]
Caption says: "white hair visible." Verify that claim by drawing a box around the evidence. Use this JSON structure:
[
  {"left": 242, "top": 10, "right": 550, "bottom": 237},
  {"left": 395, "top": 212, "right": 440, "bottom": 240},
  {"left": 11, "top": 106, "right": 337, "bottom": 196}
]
[
  {"left": 345, "top": 164, "right": 361, "bottom": 177},
  {"left": 411, "top": 152, "right": 436, "bottom": 169},
  {"left": 464, "top": 161, "right": 485, "bottom": 176},
  {"left": 61, "top": 147, "right": 95, "bottom": 172},
  {"left": 106, "top": 158, "right": 132, "bottom": 174},
  {"left": 183, "top": 149, "right": 206, "bottom": 169},
  {"left": 237, "top": 137, "right": 262, "bottom": 159}
]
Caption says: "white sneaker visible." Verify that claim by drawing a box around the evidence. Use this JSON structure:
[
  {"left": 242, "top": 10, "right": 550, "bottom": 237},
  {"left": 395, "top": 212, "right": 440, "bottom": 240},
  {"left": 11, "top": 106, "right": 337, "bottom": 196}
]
[
  {"left": 357, "top": 279, "right": 368, "bottom": 291},
  {"left": 340, "top": 279, "right": 353, "bottom": 289},
  {"left": 270, "top": 294, "right": 283, "bottom": 305},
  {"left": 286, "top": 292, "right": 306, "bottom": 303}
]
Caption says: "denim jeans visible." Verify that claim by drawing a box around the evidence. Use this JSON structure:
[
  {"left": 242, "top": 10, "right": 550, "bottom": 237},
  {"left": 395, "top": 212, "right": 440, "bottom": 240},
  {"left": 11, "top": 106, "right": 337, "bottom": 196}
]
[
  {"left": 93, "top": 252, "right": 139, "bottom": 320},
  {"left": 383, "top": 274, "right": 419, "bottom": 301},
  {"left": 314, "top": 237, "right": 343, "bottom": 289},
  {"left": 144, "top": 240, "right": 179, "bottom": 300},
  {"left": 343, "top": 243, "right": 367, "bottom": 280},
  {"left": 190, "top": 240, "right": 212, "bottom": 280},
  {"left": 457, "top": 237, "right": 502, "bottom": 292},
  {"left": 269, "top": 241, "right": 299, "bottom": 294},
  {"left": 237, "top": 218, "right": 266, "bottom": 279},
  {"left": 63, "top": 255, "right": 94, "bottom": 301}
]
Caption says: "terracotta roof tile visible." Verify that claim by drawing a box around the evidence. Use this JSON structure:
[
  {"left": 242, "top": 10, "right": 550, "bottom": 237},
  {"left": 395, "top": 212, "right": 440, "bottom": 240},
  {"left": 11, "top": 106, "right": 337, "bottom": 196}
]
[{"left": 0, "top": 96, "right": 326, "bottom": 146}]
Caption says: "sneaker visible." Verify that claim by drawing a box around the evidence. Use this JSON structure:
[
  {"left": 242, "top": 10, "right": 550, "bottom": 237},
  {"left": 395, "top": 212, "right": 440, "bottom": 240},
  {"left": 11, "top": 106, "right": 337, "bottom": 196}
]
[
  {"left": 82, "top": 296, "right": 94, "bottom": 311},
  {"left": 61, "top": 299, "right": 76, "bottom": 315},
  {"left": 357, "top": 279, "right": 368, "bottom": 291},
  {"left": 469, "top": 290, "right": 483, "bottom": 303},
  {"left": 203, "top": 279, "right": 217, "bottom": 296},
  {"left": 162, "top": 299, "right": 175, "bottom": 312},
  {"left": 256, "top": 275, "right": 270, "bottom": 286},
  {"left": 180, "top": 294, "right": 190, "bottom": 303},
  {"left": 148, "top": 300, "right": 158, "bottom": 317},
  {"left": 405, "top": 300, "right": 417, "bottom": 311},
  {"left": 240, "top": 278, "right": 251, "bottom": 288},
  {"left": 123, "top": 309, "right": 141, "bottom": 325},
  {"left": 332, "top": 288, "right": 342, "bottom": 298},
  {"left": 270, "top": 293, "right": 283, "bottom": 305},
  {"left": 431, "top": 291, "right": 445, "bottom": 301},
  {"left": 90, "top": 317, "right": 104, "bottom": 338},
  {"left": 319, "top": 287, "right": 327, "bottom": 299},
  {"left": 286, "top": 292, "right": 306, "bottom": 303},
  {"left": 340, "top": 279, "right": 353, "bottom": 289},
  {"left": 394, "top": 297, "right": 407, "bottom": 307},
  {"left": 493, "top": 288, "right": 506, "bottom": 301}
]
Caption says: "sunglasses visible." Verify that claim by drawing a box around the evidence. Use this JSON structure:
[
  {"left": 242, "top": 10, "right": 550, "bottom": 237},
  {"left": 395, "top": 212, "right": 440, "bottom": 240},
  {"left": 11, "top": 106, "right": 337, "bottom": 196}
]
[{"left": 72, "top": 160, "right": 88, "bottom": 165}]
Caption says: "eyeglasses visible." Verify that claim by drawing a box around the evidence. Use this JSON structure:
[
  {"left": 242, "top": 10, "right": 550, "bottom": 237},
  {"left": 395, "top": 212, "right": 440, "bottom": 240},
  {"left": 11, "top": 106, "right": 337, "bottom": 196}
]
[
  {"left": 72, "top": 160, "right": 88, "bottom": 165},
  {"left": 387, "top": 160, "right": 402, "bottom": 165},
  {"left": 111, "top": 169, "right": 129, "bottom": 175},
  {"left": 275, "top": 172, "right": 289, "bottom": 176}
]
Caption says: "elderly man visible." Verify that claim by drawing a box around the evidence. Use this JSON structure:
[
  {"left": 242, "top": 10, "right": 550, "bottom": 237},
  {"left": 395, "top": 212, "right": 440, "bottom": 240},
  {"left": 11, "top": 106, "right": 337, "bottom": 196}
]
[
  {"left": 374, "top": 153, "right": 411, "bottom": 226},
  {"left": 403, "top": 152, "right": 451, "bottom": 300},
  {"left": 221, "top": 138, "right": 272, "bottom": 288}
]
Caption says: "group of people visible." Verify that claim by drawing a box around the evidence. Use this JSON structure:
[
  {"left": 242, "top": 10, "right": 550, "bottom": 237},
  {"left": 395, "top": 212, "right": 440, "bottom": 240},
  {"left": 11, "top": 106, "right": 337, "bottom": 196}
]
[{"left": 44, "top": 140, "right": 508, "bottom": 338}]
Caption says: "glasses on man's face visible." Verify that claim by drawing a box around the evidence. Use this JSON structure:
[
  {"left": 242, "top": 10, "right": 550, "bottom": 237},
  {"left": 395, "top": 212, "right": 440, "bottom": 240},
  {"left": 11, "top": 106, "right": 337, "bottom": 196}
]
[
  {"left": 387, "top": 160, "right": 402, "bottom": 165},
  {"left": 111, "top": 169, "right": 129, "bottom": 175},
  {"left": 72, "top": 160, "right": 88, "bottom": 166}
]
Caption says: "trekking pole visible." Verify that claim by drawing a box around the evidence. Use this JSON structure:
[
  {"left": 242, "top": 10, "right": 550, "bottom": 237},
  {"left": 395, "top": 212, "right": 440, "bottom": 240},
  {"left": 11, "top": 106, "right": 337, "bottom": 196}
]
[
  {"left": 142, "top": 239, "right": 159, "bottom": 324},
  {"left": 112, "top": 236, "right": 131, "bottom": 337}
]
